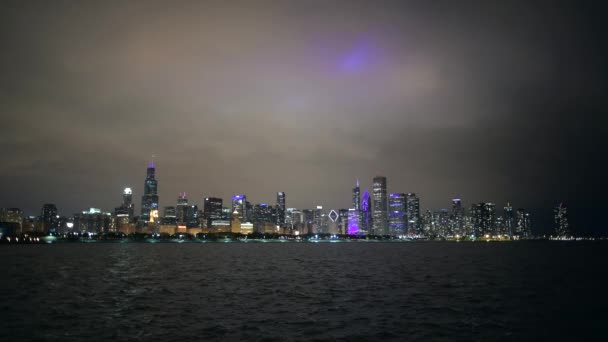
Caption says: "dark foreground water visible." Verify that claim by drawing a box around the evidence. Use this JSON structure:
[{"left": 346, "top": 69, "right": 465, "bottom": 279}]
[{"left": 1, "top": 241, "right": 607, "bottom": 341}]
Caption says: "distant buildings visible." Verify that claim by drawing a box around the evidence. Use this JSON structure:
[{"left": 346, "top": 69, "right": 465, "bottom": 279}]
[
  {"left": 0, "top": 161, "right": 566, "bottom": 240},
  {"left": 554, "top": 201, "right": 569, "bottom": 237}
]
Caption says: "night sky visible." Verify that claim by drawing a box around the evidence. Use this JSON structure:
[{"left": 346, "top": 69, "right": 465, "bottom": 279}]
[{"left": 1, "top": 1, "right": 605, "bottom": 234}]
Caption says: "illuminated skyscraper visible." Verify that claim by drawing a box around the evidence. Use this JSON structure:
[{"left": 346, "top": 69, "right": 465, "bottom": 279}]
[
  {"left": 140, "top": 161, "right": 159, "bottom": 225},
  {"left": 203, "top": 197, "right": 223, "bottom": 226},
  {"left": 231, "top": 195, "right": 246, "bottom": 220},
  {"left": 253, "top": 203, "right": 275, "bottom": 224},
  {"left": 483, "top": 203, "right": 496, "bottom": 236},
  {"left": 554, "top": 201, "right": 569, "bottom": 237},
  {"left": 360, "top": 190, "right": 371, "bottom": 234},
  {"left": 406, "top": 193, "right": 420, "bottom": 235},
  {"left": 276, "top": 192, "right": 286, "bottom": 226},
  {"left": 348, "top": 208, "right": 360, "bottom": 235},
  {"left": 176, "top": 192, "right": 189, "bottom": 224},
  {"left": 372, "top": 176, "right": 388, "bottom": 235},
  {"left": 114, "top": 187, "right": 134, "bottom": 224},
  {"left": 122, "top": 187, "right": 134, "bottom": 218},
  {"left": 504, "top": 203, "right": 514, "bottom": 237},
  {"left": 450, "top": 198, "right": 464, "bottom": 236},
  {"left": 313, "top": 206, "right": 324, "bottom": 233},
  {"left": 515, "top": 208, "right": 531, "bottom": 237},
  {"left": 389, "top": 193, "right": 406, "bottom": 236}
]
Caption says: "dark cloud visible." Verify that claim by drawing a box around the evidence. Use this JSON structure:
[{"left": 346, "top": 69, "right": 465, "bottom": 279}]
[{"left": 1, "top": 1, "right": 605, "bottom": 234}]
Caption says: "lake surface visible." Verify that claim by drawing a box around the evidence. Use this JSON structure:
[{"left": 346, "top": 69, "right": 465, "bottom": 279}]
[{"left": 1, "top": 241, "right": 607, "bottom": 341}]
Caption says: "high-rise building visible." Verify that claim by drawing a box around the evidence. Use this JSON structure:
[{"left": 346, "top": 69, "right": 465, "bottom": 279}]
[
  {"left": 114, "top": 187, "right": 134, "bottom": 224},
  {"left": 352, "top": 179, "right": 361, "bottom": 211},
  {"left": 388, "top": 193, "right": 406, "bottom": 236},
  {"left": 0, "top": 208, "right": 23, "bottom": 224},
  {"left": 276, "top": 192, "right": 286, "bottom": 227},
  {"left": 253, "top": 203, "right": 275, "bottom": 224},
  {"left": 140, "top": 161, "right": 159, "bottom": 225},
  {"left": 504, "top": 203, "right": 514, "bottom": 237},
  {"left": 162, "top": 206, "right": 177, "bottom": 225},
  {"left": 438, "top": 209, "right": 450, "bottom": 236},
  {"left": 41, "top": 203, "right": 58, "bottom": 233},
  {"left": 471, "top": 202, "right": 496, "bottom": 237},
  {"left": 482, "top": 203, "right": 496, "bottom": 236},
  {"left": 360, "top": 190, "right": 371, "bottom": 234},
  {"left": 515, "top": 208, "right": 531, "bottom": 237},
  {"left": 286, "top": 208, "right": 301, "bottom": 229},
  {"left": 313, "top": 206, "right": 324, "bottom": 233},
  {"left": 245, "top": 201, "right": 253, "bottom": 222},
  {"left": 302, "top": 209, "right": 314, "bottom": 234},
  {"left": 204, "top": 197, "right": 223, "bottom": 225},
  {"left": 554, "top": 201, "right": 569, "bottom": 237},
  {"left": 231, "top": 195, "right": 246, "bottom": 220},
  {"left": 347, "top": 208, "right": 360, "bottom": 235},
  {"left": 372, "top": 176, "right": 388, "bottom": 235},
  {"left": 450, "top": 198, "right": 464, "bottom": 236},
  {"left": 0, "top": 208, "right": 23, "bottom": 235},
  {"left": 121, "top": 187, "right": 134, "bottom": 218},
  {"left": 186, "top": 205, "right": 199, "bottom": 228},
  {"left": 176, "top": 192, "right": 189, "bottom": 224},
  {"left": 406, "top": 193, "right": 420, "bottom": 235}
]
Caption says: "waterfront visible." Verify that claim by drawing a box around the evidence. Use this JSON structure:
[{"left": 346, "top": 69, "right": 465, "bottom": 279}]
[{"left": 1, "top": 241, "right": 606, "bottom": 341}]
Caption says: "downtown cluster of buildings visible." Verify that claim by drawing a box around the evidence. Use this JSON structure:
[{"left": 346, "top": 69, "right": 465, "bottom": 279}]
[{"left": 0, "top": 162, "right": 571, "bottom": 238}]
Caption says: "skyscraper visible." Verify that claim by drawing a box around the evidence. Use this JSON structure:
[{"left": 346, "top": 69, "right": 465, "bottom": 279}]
[
  {"left": 554, "top": 201, "right": 569, "bottom": 237},
  {"left": 482, "top": 203, "right": 496, "bottom": 236},
  {"left": 352, "top": 179, "right": 361, "bottom": 211},
  {"left": 504, "top": 203, "right": 514, "bottom": 237},
  {"left": 313, "top": 206, "right": 324, "bottom": 233},
  {"left": 140, "top": 161, "right": 159, "bottom": 225},
  {"left": 405, "top": 193, "right": 420, "bottom": 235},
  {"left": 231, "top": 195, "right": 246, "bottom": 220},
  {"left": 276, "top": 192, "right": 286, "bottom": 227},
  {"left": 203, "top": 197, "right": 223, "bottom": 226},
  {"left": 515, "top": 208, "right": 531, "bottom": 237},
  {"left": 176, "top": 192, "right": 189, "bottom": 224},
  {"left": 114, "top": 187, "right": 134, "bottom": 224},
  {"left": 360, "top": 190, "right": 371, "bottom": 234},
  {"left": 41, "top": 203, "right": 58, "bottom": 233},
  {"left": 122, "top": 187, "right": 134, "bottom": 218},
  {"left": 450, "top": 198, "right": 464, "bottom": 236},
  {"left": 389, "top": 193, "right": 406, "bottom": 236},
  {"left": 185, "top": 204, "right": 199, "bottom": 228},
  {"left": 372, "top": 176, "right": 388, "bottom": 235}
]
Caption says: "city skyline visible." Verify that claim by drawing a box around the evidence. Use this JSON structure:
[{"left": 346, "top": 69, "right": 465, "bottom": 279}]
[
  {"left": 1, "top": 1, "right": 604, "bottom": 235},
  {"left": 1, "top": 161, "right": 565, "bottom": 238}
]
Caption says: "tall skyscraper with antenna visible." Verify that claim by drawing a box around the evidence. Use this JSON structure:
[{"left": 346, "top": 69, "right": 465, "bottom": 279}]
[{"left": 139, "top": 160, "right": 159, "bottom": 226}]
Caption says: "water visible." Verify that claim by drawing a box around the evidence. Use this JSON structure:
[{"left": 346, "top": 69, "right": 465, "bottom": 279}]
[{"left": 1, "top": 241, "right": 606, "bottom": 341}]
